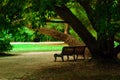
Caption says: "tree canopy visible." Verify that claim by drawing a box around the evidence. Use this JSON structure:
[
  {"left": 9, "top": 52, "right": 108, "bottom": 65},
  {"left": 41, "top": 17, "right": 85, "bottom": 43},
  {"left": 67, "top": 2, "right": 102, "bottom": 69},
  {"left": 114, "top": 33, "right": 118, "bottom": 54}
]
[{"left": 0, "top": 0, "right": 120, "bottom": 62}]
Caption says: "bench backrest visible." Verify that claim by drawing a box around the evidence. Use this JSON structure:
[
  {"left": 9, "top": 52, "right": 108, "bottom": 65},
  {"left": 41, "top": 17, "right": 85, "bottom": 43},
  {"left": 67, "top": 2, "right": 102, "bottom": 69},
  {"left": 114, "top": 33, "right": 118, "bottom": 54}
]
[
  {"left": 74, "top": 46, "right": 86, "bottom": 55},
  {"left": 61, "top": 46, "right": 86, "bottom": 55},
  {"left": 62, "top": 46, "right": 75, "bottom": 55}
]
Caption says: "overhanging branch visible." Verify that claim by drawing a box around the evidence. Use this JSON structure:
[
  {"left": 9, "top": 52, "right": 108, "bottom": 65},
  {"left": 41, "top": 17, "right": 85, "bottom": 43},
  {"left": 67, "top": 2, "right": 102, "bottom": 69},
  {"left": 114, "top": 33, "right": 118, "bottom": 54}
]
[
  {"left": 54, "top": 5, "right": 97, "bottom": 46},
  {"left": 46, "top": 20, "right": 68, "bottom": 23},
  {"left": 76, "top": 0, "right": 96, "bottom": 27},
  {"left": 39, "top": 28, "right": 84, "bottom": 46}
]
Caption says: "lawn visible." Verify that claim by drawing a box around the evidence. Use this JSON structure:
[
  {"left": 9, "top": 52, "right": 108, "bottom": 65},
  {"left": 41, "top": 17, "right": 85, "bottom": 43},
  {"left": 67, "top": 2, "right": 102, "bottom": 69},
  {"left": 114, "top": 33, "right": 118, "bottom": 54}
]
[{"left": 10, "top": 42, "right": 66, "bottom": 52}]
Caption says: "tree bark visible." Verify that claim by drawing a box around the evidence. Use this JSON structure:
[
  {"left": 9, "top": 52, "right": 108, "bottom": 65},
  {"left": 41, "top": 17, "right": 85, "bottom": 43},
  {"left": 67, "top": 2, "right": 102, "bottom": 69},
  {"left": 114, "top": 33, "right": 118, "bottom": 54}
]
[
  {"left": 39, "top": 28, "right": 85, "bottom": 46},
  {"left": 54, "top": 5, "right": 120, "bottom": 62},
  {"left": 54, "top": 5, "right": 98, "bottom": 55},
  {"left": 76, "top": 0, "right": 96, "bottom": 27},
  {"left": 64, "top": 23, "right": 70, "bottom": 34}
]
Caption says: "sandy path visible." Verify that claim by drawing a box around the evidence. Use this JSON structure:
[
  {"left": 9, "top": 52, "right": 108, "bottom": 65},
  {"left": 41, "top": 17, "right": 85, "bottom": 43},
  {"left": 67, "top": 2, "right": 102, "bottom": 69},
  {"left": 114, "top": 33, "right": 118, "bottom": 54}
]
[{"left": 0, "top": 51, "right": 61, "bottom": 79}]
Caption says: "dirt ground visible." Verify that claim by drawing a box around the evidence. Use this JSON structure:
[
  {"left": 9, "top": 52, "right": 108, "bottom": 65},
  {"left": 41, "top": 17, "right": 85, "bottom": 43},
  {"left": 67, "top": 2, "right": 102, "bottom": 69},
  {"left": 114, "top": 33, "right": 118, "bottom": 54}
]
[
  {"left": 0, "top": 51, "right": 64, "bottom": 80},
  {"left": 0, "top": 52, "right": 120, "bottom": 80}
]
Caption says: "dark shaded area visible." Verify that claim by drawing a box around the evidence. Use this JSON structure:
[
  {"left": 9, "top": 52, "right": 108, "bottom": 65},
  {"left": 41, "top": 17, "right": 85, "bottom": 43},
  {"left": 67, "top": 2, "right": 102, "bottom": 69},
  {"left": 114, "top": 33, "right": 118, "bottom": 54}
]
[
  {"left": 33, "top": 37, "right": 40, "bottom": 42},
  {"left": 21, "top": 61, "right": 120, "bottom": 80},
  {"left": 0, "top": 52, "right": 18, "bottom": 57}
]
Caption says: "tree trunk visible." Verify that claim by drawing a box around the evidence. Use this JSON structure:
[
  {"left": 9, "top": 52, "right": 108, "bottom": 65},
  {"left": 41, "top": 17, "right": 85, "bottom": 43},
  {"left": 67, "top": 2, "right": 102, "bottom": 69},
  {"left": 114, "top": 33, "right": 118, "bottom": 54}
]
[
  {"left": 39, "top": 28, "right": 85, "bottom": 46},
  {"left": 54, "top": 5, "right": 98, "bottom": 56},
  {"left": 54, "top": 5, "right": 120, "bottom": 62},
  {"left": 64, "top": 23, "right": 70, "bottom": 34}
]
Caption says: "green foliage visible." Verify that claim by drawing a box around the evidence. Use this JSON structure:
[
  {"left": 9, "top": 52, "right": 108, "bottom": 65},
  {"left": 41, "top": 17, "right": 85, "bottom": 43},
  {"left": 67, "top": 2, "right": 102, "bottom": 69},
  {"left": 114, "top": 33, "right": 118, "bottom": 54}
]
[
  {"left": 23, "top": 11, "right": 46, "bottom": 28},
  {"left": 10, "top": 27, "right": 35, "bottom": 42},
  {"left": 69, "top": 28, "right": 82, "bottom": 41},
  {"left": 47, "top": 22, "right": 64, "bottom": 32},
  {"left": 95, "top": 0, "right": 120, "bottom": 40},
  {"left": 0, "top": 38, "right": 12, "bottom": 52},
  {"left": 45, "top": 22, "right": 65, "bottom": 41},
  {"left": 0, "top": 0, "right": 120, "bottom": 54},
  {"left": 114, "top": 41, "right": 119, "bottom": 48},
  {"left": 38, "top": 35, "right": 58, "bottom": 41},
  {"left": 47, "top": 22, "right": 81, "bottom": 41},
  {"left": 0, "top": 29, "right": 12, "bottom": 52},
  {"left": 67, "top": 2, "right": 97, "bottom": 38}
]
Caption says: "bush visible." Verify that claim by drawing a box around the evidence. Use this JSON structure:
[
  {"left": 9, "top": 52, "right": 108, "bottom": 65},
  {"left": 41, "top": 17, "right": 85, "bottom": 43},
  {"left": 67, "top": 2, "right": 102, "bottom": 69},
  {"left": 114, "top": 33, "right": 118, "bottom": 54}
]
[{"left": 0, "top": 38, "right": 12, "bottom": 53}]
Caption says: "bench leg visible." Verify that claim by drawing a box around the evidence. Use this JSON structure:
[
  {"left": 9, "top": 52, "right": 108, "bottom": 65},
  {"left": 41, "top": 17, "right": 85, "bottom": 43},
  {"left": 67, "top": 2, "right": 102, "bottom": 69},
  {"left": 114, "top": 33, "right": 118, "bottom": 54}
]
[
  {"left": 83, "top": 54, "right": 85, "bottom": 60},
  {"left": 76, "top": 54, "right": 78, "bottom": 60},
  {"left": 67, "top": 55, "right": 69, "bottom": 61},
  {"left": 54, "top": 54, "right": 57, "bottom": 62},
  {"left": 73, "top": 55, "right": 76, "bottom": 61},
  {"left": 61, "top": 56, "right": 64, "bottom": 62}
]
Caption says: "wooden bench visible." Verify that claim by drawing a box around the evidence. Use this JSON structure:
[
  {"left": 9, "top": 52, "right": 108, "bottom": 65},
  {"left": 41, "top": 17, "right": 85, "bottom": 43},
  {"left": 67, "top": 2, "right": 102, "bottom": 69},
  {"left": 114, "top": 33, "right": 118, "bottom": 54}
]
[{"left": 54, "top": 46, "right": 86, "bottom": 61}]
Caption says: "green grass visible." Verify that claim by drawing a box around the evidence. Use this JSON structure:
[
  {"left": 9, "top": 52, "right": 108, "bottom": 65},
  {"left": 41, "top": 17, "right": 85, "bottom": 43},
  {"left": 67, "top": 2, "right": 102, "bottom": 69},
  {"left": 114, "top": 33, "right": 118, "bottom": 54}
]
[{"left": 10, "top": 44, "right": 64, "bottom": 52}]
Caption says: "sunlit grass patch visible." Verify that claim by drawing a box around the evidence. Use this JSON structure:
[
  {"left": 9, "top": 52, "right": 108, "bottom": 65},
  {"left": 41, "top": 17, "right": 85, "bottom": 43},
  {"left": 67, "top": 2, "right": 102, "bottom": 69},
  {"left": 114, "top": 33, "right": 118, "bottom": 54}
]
[{"left": 10, "top": 43, "right": 65, "bottom": 52}]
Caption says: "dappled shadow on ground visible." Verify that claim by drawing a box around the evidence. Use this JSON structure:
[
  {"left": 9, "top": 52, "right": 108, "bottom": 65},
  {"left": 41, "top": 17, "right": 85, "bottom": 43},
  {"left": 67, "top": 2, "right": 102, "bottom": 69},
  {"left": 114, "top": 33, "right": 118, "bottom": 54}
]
[
  {"left": 21, "top": 61, "right": 120, "bottom": 80},
  {"left": 0, "top": 53, "right": 19, "bottom": 57}
]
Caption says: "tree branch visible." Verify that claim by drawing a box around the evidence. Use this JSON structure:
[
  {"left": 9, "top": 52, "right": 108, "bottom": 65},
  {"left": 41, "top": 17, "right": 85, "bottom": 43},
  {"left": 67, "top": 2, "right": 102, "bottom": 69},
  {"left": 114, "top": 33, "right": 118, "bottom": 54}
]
[
  {"left": 76, "top": 0, "right": 96, "bottom": 26},
  {"left": 39, "top": 28, "right": 85, "bottom": 46},
  {"left": 46, "top": 19, "right": 68, "bottom": 23},
  {"left": 54, "top": 5, "right": 97, "bottom": 49}
]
